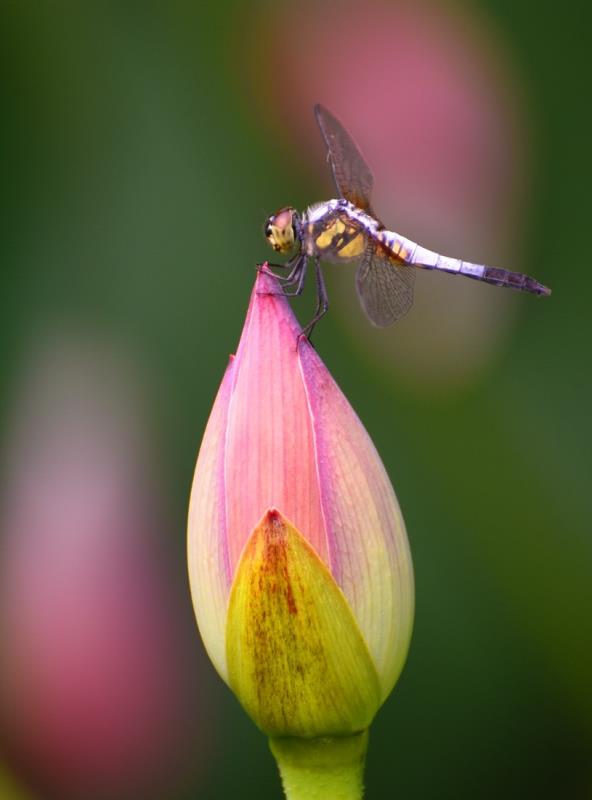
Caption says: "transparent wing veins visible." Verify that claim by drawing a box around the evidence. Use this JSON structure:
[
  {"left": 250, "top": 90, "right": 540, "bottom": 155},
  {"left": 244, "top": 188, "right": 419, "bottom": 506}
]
[
  {"left": 355, "top": 240, "right": 416, "bottom": 327},
  {"left": 314, "top": 104, "right": 374, "bottom": 211}
]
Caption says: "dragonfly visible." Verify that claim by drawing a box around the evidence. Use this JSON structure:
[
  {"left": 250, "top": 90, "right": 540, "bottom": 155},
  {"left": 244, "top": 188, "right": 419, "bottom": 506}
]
[{"left": 263, "top": 104, "right": 551, "bottom": 337}]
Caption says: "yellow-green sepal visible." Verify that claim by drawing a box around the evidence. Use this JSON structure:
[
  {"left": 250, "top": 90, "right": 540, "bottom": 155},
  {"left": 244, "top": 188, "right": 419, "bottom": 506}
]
[{"left": 226, "top": 509, "right": 381, "bottom": 738}]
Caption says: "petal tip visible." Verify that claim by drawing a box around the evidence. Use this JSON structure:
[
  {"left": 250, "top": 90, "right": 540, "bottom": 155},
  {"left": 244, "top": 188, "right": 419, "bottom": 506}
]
[
  {"left": 265, "top": 507, "right": 282, "bottom": 523},
  {"left": 243, "top": 270, "right": 302, "bottom": 342},
  {"left": 254, "top": 265, "right": 281, "bottom": 295}
]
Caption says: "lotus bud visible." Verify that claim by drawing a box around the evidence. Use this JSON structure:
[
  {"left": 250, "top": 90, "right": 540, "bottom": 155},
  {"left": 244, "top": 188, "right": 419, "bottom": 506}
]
[{"left": 188, "top": 269, "right": 414, "bottom": 797}]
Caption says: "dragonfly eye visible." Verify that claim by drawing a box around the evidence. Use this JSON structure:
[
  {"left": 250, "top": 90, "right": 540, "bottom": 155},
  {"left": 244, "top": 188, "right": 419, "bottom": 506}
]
[{"left": 264, "top": 208, "right": 296, "bottom": 254}]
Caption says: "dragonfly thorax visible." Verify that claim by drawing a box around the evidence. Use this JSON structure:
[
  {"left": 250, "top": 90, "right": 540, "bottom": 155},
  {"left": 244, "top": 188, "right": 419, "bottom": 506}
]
[{"left": 302, "top": 199, "right": 375, "bottom": 262}]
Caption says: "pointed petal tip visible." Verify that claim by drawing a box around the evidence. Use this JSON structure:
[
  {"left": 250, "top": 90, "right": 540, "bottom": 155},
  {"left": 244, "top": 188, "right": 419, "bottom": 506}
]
[
  {"left": 254, "top": 264, "right": 281, "bottom": 295},
  {"left": 262, "top": 508, "right": 288, "bottom": 541},
  {"left": 245, "top": 268, "right": 303, "bottom": 340},
  {"left": 255, "top": 509, "right": 290, "bottom": 544}
]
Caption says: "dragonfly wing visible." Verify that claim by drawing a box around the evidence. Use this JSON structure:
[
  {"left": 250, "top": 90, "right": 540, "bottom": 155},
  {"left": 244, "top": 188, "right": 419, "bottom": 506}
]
[
  {"left": 355, "top": 241, "right": 416, "bottom": 327},
  {"left": 314, "top": 104, "right": 374, "bottom": 212}
]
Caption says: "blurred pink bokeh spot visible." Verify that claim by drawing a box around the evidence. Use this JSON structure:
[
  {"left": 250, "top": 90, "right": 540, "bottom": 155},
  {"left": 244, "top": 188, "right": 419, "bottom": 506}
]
[
  {"left": 246, "top": 0, "right": 529, "bottom": 386},
  {"left": 0, "top": 335, "right": 207, "bottom": 798}
]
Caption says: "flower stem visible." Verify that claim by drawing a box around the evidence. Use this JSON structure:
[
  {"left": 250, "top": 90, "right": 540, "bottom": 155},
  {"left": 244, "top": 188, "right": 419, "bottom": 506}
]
[{"left": 269, "top": 731, "right": 369, "bottom": 800}]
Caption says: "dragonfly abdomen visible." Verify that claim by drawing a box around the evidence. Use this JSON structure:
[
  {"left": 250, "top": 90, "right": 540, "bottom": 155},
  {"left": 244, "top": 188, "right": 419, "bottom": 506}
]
[
  {"left": 450, "top": 259, "right": 551, "bottom": 295},
  {"left": 407, "top": 242, "right": 551, "bottom": 296},
  {"left": 479, "top": 266, "right": 551, "bottom": 296}
]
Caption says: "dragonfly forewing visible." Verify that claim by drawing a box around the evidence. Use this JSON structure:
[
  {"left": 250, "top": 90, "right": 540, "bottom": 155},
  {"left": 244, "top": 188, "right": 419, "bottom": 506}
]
[{"left": 315, "top": 104, "right": 375, "bottom": 212}]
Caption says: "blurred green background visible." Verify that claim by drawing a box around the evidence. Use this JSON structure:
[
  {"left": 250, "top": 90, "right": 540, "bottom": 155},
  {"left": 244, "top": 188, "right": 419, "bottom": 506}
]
[{"left": 0, "top": 1, "right": 590, "bottom": 798}]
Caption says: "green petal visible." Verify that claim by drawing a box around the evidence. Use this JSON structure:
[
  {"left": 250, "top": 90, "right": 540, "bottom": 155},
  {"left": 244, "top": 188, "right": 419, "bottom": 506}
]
[{"left": 226, "top": 509, "right": 381, "bottom": 738}]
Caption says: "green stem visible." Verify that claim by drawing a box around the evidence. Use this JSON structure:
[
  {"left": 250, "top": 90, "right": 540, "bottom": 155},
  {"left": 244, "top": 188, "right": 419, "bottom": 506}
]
[{"left": 269, "top": 731, "right": 369, "bottom": 800}]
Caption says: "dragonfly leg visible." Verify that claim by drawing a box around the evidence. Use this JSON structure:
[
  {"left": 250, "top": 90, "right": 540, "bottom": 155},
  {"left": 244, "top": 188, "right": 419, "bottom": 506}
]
[
  {"left": 278, "top": 257, "right": 308, "bottom": 296},
  {"left": 257, "top": 255, "right": 308, "bottom": 297},
  {"left": 258, "top": 253, "right": 303, "bottom": 284},
  {"left": 299, "top": 258, "right": 329, "bottom": 341}
]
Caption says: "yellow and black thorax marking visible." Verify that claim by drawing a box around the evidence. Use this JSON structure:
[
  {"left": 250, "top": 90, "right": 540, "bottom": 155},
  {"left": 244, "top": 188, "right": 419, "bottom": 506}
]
[{"left": 306, "top": 211, "right": 366, "bottom": 262}]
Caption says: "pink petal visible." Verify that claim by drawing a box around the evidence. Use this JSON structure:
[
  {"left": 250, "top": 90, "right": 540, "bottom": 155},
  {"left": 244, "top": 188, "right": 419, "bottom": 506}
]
[
  {"left": 187, "top": 356, "right": 236, "bottom": 680},
  {"left": 224, "top": 272, "right": 329, "bottom": 575},
  {"left": 299, "top": 344, "right": 414, "bottom": 699}
]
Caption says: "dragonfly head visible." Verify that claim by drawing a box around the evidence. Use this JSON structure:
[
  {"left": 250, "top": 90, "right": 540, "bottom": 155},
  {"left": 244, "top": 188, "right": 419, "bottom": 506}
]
[{"left": 264, "top": 207, "right": 299, "bottom": 254}]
